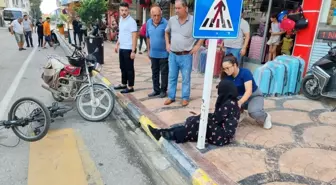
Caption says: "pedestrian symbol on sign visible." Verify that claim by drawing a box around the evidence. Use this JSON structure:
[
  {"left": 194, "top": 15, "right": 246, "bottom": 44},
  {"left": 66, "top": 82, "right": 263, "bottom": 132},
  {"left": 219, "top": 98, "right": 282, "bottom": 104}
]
[{"left": 200, "top": 0, "right": 233, "bottom": 31}]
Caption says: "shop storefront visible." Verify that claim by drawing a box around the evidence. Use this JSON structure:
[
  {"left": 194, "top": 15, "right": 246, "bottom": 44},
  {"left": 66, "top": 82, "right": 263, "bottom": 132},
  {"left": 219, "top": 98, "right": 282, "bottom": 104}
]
[
  {"left": 308, "top": 0, "right": 336, "bottom": 70},
  {"left": 241, "top": 0, "right": 323, "bottom": 75}
]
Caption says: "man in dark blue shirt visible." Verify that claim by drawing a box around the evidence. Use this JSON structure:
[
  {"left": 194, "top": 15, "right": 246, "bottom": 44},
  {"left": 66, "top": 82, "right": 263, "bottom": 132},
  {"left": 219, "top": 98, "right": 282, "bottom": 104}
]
[
  {"left": 146, "top": 5, "right": 169, "bottom": 98},
  {"left": 35, "top": 17, "right": 44, "bottom": 47},
  {"left": 72, "top": 16, "right": 81, "bottom": 46}
]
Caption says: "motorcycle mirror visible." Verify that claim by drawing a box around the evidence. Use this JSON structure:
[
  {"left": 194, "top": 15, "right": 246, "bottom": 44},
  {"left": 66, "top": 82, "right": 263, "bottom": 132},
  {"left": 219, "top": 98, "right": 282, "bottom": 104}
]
[
  {"left": 328, "top": 42, "right": 332, "bottom": 47},
  {"left": 94, "top": 48, "right": 99, "bottom": 53}
]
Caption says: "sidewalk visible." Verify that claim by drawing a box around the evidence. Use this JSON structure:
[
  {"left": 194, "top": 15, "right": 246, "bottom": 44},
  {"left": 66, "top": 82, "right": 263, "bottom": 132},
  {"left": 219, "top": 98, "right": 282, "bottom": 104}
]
[
  {"left": 101, "top": 42, "right": 336, "bottom": 185},
  {"left": 58, "top": 32, "right": 336, "bottom": 184}
]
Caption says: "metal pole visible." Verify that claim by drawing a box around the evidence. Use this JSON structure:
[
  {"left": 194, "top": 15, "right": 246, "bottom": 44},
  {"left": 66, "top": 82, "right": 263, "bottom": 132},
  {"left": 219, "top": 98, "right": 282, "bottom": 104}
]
[
  {"left": 260, "top": 0, "right": 273, "bottom": 63},
  {"left": 142, "top": 7, "right": 146, "bottom": 24},
  {"left": 196, "top": 39, "right": 217, "bottom": 150}
]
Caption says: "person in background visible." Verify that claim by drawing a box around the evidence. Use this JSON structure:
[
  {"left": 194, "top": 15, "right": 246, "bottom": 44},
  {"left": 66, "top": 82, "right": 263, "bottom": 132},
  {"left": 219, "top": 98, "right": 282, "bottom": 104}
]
[
  {"left": 139, "top": 22, "right": 147, "bottom": 54},
  {"left": 146, "top": 5, "right": 169, "bottom": 98},
  {"left": 23, "top": 15, "right": 33, "bottom": 47},
  {"left": 221, "top": 9, "right": 250, "bottom": 67},
  {"left": 114, "top": 2, "right": 138, "bottom": 94},
  {"left": 280, "top": 33, "right": 293, "bottom": 55},
  {"left": 79, "top": 19, "right": 87, "bottom": 42},
  {"left": 43, "top": 17, "right": 54, "bottom": 48},
  {"left": 267, "top": 14, "right": 285, "bottom": 61},
  {"left": 220, "top": 54, "right": 272, "bottom": 129},
  {"left": 148, "top": 79, "right": 240, "bottom": 146},
  {"left": 35, "top": 17, "right": 44, "bottom": 47},
  {"left": 10, "top": 17, "right": 26, "bottom": 51},
  {"left": 164, "top": 0, "right": 204, "bottom": 107},
  {"left": 72, "top": 16, "right": 81, "bottom": 45}
]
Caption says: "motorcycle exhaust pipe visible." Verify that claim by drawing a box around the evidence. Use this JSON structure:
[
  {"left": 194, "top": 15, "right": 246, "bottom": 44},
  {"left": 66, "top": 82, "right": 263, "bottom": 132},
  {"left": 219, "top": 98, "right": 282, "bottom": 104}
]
[{"left": 41, "top": 84, "right": 61, "bottom": 96}]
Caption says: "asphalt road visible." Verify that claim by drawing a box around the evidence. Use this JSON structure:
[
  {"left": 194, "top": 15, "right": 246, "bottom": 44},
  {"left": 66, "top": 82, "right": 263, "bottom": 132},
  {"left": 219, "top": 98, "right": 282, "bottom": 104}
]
[{"left": 0, "top": 28, "right": 159, "bottom": 185}]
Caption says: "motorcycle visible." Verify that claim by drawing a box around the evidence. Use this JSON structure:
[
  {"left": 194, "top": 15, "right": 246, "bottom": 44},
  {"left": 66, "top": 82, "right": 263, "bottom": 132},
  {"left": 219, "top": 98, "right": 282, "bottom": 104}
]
[
  {"left": 302, "top": 41, "right": 336, "bottom": 100},
  {"left": 41, "top": 44, "right": 115, "bottom": 122}
]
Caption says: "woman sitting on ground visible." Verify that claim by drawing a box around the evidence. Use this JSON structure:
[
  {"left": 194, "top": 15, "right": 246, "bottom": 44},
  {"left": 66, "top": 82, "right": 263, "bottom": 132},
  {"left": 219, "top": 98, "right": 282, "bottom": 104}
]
[
  {"left": 221, "top": 54, "right": 272, "bottom": 129},
  {"left": 148, "top": 79, "right": 240, "bottom": 146}
]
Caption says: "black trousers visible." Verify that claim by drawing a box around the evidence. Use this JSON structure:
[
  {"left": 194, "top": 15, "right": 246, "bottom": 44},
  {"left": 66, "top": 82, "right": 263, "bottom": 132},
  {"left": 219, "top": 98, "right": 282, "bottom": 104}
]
[
  {"left": 151, "top": 58, "right": 169, "bottom": 93},
  {"left": 38, "top": 34, "right": 43, "bottom": 46},
  {"left": 73, "top": 31, "right": 82, "bottom": 45},
  {"left": 119, "top": 49, "right": 135, "bottom": 87},
  {"left": 139, "top": 36, "right": 147, "bottom": 51}
]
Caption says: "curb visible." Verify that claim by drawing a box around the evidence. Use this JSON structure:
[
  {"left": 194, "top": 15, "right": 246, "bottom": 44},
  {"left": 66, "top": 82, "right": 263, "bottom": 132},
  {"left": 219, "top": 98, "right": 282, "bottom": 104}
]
[
  {"left": 92, "top": 71, "right": 222, "bottom": 185},
  {"left": 56, "top": 30, "right": 225, "bottom": 184}
]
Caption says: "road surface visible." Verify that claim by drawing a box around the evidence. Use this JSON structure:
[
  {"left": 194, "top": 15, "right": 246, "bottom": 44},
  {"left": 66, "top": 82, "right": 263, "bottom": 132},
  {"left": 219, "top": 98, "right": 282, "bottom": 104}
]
[{"left": 0, "top": 28, "right": 163, "bottom": 185}]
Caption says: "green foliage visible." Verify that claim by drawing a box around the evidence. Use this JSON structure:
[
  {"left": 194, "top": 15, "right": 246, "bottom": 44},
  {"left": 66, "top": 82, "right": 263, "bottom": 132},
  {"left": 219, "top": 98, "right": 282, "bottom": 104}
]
[
  {"left": 75, "top": 0, "right": 108, "bottom": 26},
  {"left": 30, "top": 0, "right": 42, "bottom": 19},
  {"left": 59, "top": 13, "right": 68, "bottom": 23},
  {"left": 57, "top": 23, "right": 64, "bottom": 28}
]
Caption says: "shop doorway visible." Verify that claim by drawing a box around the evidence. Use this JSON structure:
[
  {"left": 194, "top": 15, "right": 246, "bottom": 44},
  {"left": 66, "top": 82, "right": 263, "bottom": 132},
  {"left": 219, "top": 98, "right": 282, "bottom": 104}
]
[{"left": 243, "top": 0, "right": 304, "bottom": 67}]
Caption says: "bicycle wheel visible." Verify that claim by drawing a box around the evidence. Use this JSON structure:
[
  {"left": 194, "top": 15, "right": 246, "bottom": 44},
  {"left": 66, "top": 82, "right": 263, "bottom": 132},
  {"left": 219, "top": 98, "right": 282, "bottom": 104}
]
[{"left": 8, "top": 97, "right": 51, "bottom": 142}]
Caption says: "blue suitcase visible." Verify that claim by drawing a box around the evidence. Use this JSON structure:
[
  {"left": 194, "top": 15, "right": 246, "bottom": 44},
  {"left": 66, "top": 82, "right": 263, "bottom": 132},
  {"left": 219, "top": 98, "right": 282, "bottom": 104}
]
[
  {"left": 199, "top": 50, "right": 207, "bottom": 73},
  {"left": 265, "top": 61, "right": 288, "bottom": 96},
  {"left": 253, "top": 65, "right": 274, "bottom": 96},
  {"left": 274, "top": 55, "right": 305, "bottom": 95}
]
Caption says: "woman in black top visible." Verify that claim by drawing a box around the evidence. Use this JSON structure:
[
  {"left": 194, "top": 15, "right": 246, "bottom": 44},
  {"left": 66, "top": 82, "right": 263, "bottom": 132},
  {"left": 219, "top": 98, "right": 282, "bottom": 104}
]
[{"left": 148, "top": 79, "right": 240, "bottom": 146}]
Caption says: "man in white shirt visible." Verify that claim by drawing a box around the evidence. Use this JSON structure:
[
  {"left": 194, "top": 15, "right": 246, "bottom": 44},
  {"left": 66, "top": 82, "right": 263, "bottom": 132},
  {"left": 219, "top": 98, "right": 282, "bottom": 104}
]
[
  {"left": 114, "top": 2, "right": 138, "bottom": 94},
  {"left": 23, "top": 15, "right": 34, "bottom": 47},
  {"left": 10, "top": 17, "right": 26, "bottom": 51}
]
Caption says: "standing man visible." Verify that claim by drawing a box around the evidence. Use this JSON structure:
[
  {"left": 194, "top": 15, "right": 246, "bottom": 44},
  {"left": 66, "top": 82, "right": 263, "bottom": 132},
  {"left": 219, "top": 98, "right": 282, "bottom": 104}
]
[
  {"left": 221, "top": 9, "right": 250, "bottom": 67},
  {"left": 146, "top": 5, "right": 169, "bottom": 98},
  {"left": 43, "top": 17, "right": 54, "bottom": 48},
  {"left": 114, "top": 2, "right": 138, "bottom": 94},
  {"left": 10, "top": 17, "right": 26, "bottom": 51},
  {"left": 164, "top": 0, "right": 203, "bottom": 107},
  {"left": 35, "top": 17, "right": 44, "bottom": 47},
  {"left": 23, "top": 15, "right": 33, "bottom": 47},
  {"left": 72, "top": 16, "right": 81, "bottom": 45}
]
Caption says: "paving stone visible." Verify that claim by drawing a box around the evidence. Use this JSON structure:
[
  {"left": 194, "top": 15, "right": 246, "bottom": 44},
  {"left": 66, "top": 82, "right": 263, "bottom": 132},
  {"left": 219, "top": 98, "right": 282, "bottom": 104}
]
[
  {"left": 283, "top": 100, "right": 325, "bottom": 112},
  {"left": 142, "top": 98, "right": 178, "bottom": 112},
  {"left": 318, "top": 112, "right": 336, "bottom": 124},
  {"left": 187, "top": 97, "right": 216, "bottom": 111},
  {"left": 279, "top": 148, "right": 336, "bottom": 182},
  {"left": 264, "top": 183, "right": 307, "bottom": 185},
  {"left": 157, "top": 109, "right": 198, "bottom": 126},
  {"left": 205, "top": 147, "right": 268, "bottom": 182},
  {"left": 264, "top": 99, "right": 277, "bottom": 109},
  {"left": 132, "top": 89, "right": 153, "bottom": 100},
  {"left": 302, "top": 126, "right": 336, "bottom": 147},
  {"left": 235, "top": 125, "right": 294, "bottom": 148},
  {"left": 269, "top": 110, "right": 312, "bottom": 126}
]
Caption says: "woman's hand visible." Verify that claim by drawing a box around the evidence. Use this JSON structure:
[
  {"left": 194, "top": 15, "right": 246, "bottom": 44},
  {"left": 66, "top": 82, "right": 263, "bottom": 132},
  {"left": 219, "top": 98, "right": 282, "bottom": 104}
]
[{"left": 237, "top": 101, "right": 242, "bottom": 108}]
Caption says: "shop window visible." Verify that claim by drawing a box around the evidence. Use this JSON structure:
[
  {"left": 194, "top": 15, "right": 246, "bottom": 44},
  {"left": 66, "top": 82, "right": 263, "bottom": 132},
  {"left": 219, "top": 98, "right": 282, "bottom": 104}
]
[{"left": 242, "top": 0, "right": 303, "bottom": 65}]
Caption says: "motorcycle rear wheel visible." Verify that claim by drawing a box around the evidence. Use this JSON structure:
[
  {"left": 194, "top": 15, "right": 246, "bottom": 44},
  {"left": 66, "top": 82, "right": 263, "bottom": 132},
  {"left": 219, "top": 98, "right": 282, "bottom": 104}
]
[
  {"left": 302, "top": 75, "right": 322, "bottom": 100},
  {"left": 76, "top": 83, "right": 114, "bottom": 122}
]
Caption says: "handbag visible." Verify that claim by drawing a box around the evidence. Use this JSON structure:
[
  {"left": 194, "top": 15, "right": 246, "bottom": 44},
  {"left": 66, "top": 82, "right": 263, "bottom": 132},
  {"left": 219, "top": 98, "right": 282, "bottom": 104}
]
[{"left": 288, "top": 5, "right": 308, "bottom": 30}]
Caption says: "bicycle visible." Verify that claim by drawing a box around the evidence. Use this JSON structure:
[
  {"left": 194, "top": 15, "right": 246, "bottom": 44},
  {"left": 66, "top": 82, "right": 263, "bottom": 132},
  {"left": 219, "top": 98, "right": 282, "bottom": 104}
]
[{"left": 0, "top": 97, "right": 51, "bottom": 142}]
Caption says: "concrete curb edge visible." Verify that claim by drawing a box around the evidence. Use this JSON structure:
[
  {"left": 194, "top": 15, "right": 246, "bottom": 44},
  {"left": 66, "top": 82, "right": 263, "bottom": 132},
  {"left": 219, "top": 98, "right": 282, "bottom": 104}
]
[{"left": 56, "top": 31, "right": 218, "bottom": 185}]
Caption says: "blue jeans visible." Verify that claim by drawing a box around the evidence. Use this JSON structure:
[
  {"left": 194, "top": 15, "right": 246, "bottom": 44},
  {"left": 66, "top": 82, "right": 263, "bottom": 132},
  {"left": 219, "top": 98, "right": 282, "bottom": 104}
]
[
  {"left": 225, "top": 47, "right": 242, "bottom": 67},
  {"left": 168, "top": 52, "right": 192, "bottom": 101}
]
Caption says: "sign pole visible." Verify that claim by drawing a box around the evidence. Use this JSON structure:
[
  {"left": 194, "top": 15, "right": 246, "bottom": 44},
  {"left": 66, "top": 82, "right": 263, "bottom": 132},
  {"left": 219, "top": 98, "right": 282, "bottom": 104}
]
[{"left": 196, "top": 39, "right": 218, "bottom": 150}]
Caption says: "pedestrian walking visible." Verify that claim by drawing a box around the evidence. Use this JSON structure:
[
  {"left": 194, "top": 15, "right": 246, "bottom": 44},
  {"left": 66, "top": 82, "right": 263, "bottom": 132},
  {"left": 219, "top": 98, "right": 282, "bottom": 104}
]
[
  {"left": 23, "top": 15, "right": 33, "bottom": 47},
  {"left": 164, "top": 0, "right": 204, "bottom": 107},
  {"left": 43, "top": 17, "right": 54, "bottom": 48},
  {"left": 146, "top": 5, "right": 169, "bottom": 98},
  {"left": 113, "top": 2, "right": 138, "bottom": 94},
  {"left": 72, "top": 16, "right": 82, "bottom": 45},
  {"left": 9, "top": 17, "right": 26, "bottom": 51},
  {"left": 35, "top": 17, "right": 44, "bottom": 47}
]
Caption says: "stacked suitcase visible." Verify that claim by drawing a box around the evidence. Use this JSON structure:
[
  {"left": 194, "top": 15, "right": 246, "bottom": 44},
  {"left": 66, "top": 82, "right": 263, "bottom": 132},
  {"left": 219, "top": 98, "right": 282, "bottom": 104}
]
[
  {"left": 253, "top": 55, "right": 305, "bottom": 97},
  {"left": 194, "top": 49, "right": 224, "bottom": 77}
]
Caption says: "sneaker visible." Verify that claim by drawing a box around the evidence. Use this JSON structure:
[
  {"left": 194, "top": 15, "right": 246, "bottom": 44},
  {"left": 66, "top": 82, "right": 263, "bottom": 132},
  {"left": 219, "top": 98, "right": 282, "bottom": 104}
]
[
  {"left": 239, "top": 110, "right": 248, "bottom": 123},
  {"left": 263, "top": 113, "right": 272, "bottom": 129}
]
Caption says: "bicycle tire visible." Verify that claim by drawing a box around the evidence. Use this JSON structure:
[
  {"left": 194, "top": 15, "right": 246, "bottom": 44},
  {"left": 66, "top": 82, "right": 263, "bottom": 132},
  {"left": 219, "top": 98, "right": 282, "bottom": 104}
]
[{"left": 8, "top": 97, "right": 51, "bottom": 142}]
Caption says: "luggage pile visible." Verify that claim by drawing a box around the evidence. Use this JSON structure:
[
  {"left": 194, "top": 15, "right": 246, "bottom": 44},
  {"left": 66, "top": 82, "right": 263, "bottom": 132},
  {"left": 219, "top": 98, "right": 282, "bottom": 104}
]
[
  {"left": 253, "top": 55, "right": 305, "bottom": 97},
  {"left": 192, "top": 46, "right": 224, "bottom": 78}
]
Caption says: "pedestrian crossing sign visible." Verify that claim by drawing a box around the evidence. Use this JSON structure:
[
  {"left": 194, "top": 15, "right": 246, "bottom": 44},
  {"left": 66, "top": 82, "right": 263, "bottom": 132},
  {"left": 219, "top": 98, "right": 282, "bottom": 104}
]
[{"left": 193, "top": 0, "right": 244, "bottom": 39}]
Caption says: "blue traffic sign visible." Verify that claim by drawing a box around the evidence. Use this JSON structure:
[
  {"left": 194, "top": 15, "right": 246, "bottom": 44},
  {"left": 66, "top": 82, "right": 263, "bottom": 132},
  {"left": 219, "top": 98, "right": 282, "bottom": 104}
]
[{"left": 192, "top": 0, "right": 244, "bottom": 39}]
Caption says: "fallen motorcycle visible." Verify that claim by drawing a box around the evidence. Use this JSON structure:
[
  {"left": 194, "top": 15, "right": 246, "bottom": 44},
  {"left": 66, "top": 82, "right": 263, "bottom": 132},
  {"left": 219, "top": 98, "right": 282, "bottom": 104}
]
[{"left": 41, "top": 45, "right": 115, "bottom": 122}]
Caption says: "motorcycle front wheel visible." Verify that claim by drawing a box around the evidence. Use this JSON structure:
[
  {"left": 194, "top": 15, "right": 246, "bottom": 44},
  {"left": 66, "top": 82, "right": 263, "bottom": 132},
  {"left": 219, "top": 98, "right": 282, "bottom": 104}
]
[
  {"left": 302, "top": 75, "right": 322, "bottom": 100},
  {"left": 76, "top": 83, "right": 115, "bottom": 122}
]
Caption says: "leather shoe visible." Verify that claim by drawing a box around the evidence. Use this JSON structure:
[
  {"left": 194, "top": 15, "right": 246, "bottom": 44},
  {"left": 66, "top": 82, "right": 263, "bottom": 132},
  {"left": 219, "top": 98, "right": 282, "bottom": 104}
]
[
  {"left": 182, "top": 100, "right": 189, "bottom": 107},
  {"left": 121, "top": 88, "right": 134, "bottom": 93},
  {"left": 148, "top": 92, "right": 160, "bottom": 97},
  {"left": 164, "top": 99, "right": 175, "bottom": 105},
  {"left": 159, "top": 92, "right": 167, "bottom": 98}
]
